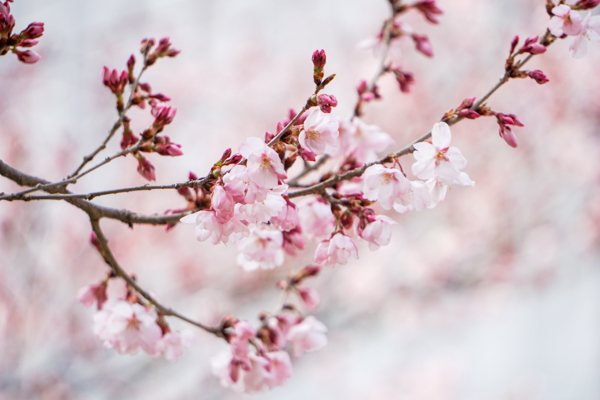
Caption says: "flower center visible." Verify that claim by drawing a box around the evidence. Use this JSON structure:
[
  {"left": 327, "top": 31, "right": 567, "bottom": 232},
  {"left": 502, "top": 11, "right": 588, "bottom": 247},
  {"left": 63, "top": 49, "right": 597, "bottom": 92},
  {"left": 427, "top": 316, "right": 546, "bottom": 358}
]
[
  {"left": 306, "top": 129, "right": 321, "bottom": 140},
  {"left": 127, "top": 314, "right": 141, "bottom": 330},
  {"left": 261, "top": 156, "right": 272, "bottom": 170},
  {"left": 381, "top": 172, "right": 394, "bottom": 185}
]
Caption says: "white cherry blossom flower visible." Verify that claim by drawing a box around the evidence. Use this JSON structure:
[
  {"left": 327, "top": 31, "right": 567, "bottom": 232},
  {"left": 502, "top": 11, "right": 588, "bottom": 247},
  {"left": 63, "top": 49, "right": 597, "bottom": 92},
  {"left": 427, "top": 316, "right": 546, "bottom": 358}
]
[
  {"left": 314, "top": 233, "right": 359, "bottom": 267},
  {"left": 286, "top": 316, "right": 328, "bottom": 357},
  {"left": 358, "top": 215, "right": 396, "bottom": 250},
  {"left": 236, "top": 228, "right": 285, "bottom": 271},
  {"left": 240, "top": 137, "right": 287, "bottom": 189},
  {"left": 299, "top": 109, "right": 339, "bottom": 155},
  {"left": 411, "top": 122, "right": 473, "bottom": 186},
  {"left": 569, "top": 13, "right": 600, "bottom": 58},
  {"left": 363, "top": 164, "right": 411, "bottom": 210}
]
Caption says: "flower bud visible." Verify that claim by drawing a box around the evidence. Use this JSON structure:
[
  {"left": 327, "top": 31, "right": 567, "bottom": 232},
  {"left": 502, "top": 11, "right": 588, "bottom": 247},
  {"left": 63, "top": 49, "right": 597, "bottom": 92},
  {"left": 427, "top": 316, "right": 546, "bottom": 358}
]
[
  {"left": 316, "top": 94, "right": 338, "bottom": 113},
  {"left": 458, "top": 97, "right": 476, "bottom": 109},
  {"left": 509, "top": 35, "right": 519, "bottom": 55},
  {"left": 527, "top": 70, "right": 549, "bottom": 84},
  {"left": 413, "top": 0, "right": 443, "bottom": 24},
  {"left": 575, "top": 0, "right": 600, "bottom": 10},
  {"left": 392, "top": 68, "right": 415, "bottom": 93},
  {"left": 458, "top": 109, "right": 480, "bottom": 119},
  {"left": 136, "top": 155, "right": 156, "bottom": 181},
  {"left": 312, "top": 49, "right": 326, "bottom": 70},
  {"left": 412, "top": 33, "right": 434, "bottom": 57},
  {"left": 20, "top": 22, "right": 44, "bottom": 40},
  {"left": 15, "top": 49, "right": 40, "bottom": 64},
  {"left": 127, "top": 54, "right": 135, "bottom": 83}
]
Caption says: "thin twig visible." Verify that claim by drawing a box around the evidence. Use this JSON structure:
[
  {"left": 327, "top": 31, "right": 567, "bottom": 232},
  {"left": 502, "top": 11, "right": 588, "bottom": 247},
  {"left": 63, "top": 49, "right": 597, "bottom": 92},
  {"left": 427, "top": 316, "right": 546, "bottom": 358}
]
[
  {"left": 89, "top": 218, "right": 222, "bottom": 336},
  {"left": 68, "top": 64, "right": 150, "bottom": 178}
]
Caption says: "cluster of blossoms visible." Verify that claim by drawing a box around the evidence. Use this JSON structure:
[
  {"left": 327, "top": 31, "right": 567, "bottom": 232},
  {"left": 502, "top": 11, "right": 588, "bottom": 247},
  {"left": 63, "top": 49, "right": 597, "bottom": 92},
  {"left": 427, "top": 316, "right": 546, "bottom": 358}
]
[
  {"left": 211, "top": 266, "right": 326, "bottom": 393},
  {"left": 65, "top": 0, "right": 600, "bottom": 394},
  {"left": 102, "top": 37, "right": 183, "bottom": 181},
  {"left": 0, "top": 1, "right": 44, "bottom": 64},
  {"left": 78, "top": 265, "right": 194, "bottom": 362},
  {"left": 548, "top": 0, "right": 600, "bottom": 58}
]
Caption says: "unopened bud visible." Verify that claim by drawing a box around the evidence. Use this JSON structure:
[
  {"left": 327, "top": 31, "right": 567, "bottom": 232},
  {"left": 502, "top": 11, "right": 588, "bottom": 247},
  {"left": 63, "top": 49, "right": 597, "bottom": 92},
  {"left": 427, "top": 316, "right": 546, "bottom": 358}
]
[
  {"left": 458, "top": 109, "right": 480, "bottom": 119},
  {"left": 412, "top": 33, "right": 434, "bottom": 57},
  {"left": 312, "top": 49, "right": 326, "bottom": 70},
  {"left": 509, "top": 35, "right": 519, "bottom": 55},
  {"left": 527, "top": 70, "right": 549, "bottom": 84},
  {"left": 316, "top": 94, "right": 338, "bottom": 113},
  {"left": 20, "top": 22, "right": 44, "bottom": 40},
  {"left": 284, "top": 152, "right": 298, "bottom": 171}
]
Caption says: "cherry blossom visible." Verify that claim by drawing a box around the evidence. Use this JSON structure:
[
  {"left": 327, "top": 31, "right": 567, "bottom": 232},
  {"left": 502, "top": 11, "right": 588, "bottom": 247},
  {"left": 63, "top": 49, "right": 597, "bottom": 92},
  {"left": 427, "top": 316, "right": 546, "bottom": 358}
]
[
  {"left": 363, "top": 164, "right": 411, "bottom": 210},
  {"left": 297, "top": 198, "right": 336, "bottom": 239},
  {"left": 315, "top": 233, "right": 359, "bottom": 267},
  {"left": 344, "top": 119, "right": 395, "bottom": 163},
  {"left": 239, "top": 185, "right": 287, "bottom": 224},
  {"left": 93, "top": 300, "right": 162, "bottom": 356},
  {"left": 180, "top": 209, "right": 248, "bottom": 245},
  {"left": 411, "top": 122, "right": 473, "bottom": 186},
  {"left": 549, "top": 5, "right": 583, "bottom": 37},
  {"left": 393, "top": 180, "right": 434, "bottom": 213},
  {"left": 240, "top": 137, "right": 287, "bottom": 189},
  {"left": 358, "top": 215, "right": 397, "bottom": 250},
  {"left": 236, "top": 228, "right": 285, "bottom": 271},
  {"left": 286, "top": 316, "right": 328, "bottom": 357},
  {"left": 156, "top": 330, "right": 195, "bottom": 362},
  {"left": 299, "top": 109, "right": 339, "bottom": 155},
  {"left": 211, "top": 185, "right": 235, "bottom": 224},
  {"left": 569, "top": 13, "right": 600, "bottom": 58},
  {"left": 297, "top": 287, "right": 321, "bottom": 310},
  {"left": 270, "top": 197, "right": 300, "bottom": 231}
]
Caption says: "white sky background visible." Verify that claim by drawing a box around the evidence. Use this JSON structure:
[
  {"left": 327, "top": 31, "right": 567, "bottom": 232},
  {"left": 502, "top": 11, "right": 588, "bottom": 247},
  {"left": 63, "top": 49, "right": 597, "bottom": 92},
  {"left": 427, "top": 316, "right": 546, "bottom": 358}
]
[{"left": 1, "top": 0, "right": 600, "bottom": 399}]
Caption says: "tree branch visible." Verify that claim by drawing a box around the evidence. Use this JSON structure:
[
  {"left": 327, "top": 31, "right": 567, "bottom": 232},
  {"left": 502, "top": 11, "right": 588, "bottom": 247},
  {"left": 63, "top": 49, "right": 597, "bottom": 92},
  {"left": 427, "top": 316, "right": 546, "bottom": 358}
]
[{"left": 89, "top": 218, "right": 222, "bottom": 336}]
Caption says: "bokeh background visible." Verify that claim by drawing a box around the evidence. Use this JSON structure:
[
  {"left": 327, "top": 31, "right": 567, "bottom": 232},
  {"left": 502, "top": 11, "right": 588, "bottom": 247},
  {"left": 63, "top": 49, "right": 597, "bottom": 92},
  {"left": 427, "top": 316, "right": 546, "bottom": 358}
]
[{"left": 1, "top": 0, "right": 600, "bottom": 399}]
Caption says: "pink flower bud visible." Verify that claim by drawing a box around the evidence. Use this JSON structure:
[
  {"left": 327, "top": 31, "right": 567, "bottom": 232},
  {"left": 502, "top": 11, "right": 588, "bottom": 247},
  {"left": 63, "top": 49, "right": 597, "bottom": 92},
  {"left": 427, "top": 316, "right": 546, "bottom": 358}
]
[
  {"left": 392, "top": 68, "right": 415, "bottom": 93},
  {"left": 137, "top": 156, "right": 156, "bottom": 181},
  {"left": 0, "top": 13, "right": 15, "bottom": 35},
  {"left": 16, "top": 39, "right": 38, "bottom": 48},
  {"left": 575, "top": 0, "right": 600, "bottom": 10},
  {"left": 148, "top": 93, "right": 171, "bottom": 102},
  {"left": 499, "top": 125, "right": 518, "bottom": 148},
  {"left": 189, "top": 172, "right": 198, "bottom": 181},
  {"left": 527, "top": 70, "right": 549, "bottom": 84},
  {"left": 312, "top": 49, "right": 326, "bottom": 70},
  {"left": 509, "top": 35, "right": 519, "bottom": 55},
  {"left": 458, "top": 97, "right": 476, "bottom": 109},
  {"left": 297, "top": 287, "right": 320, "bottom": 310},
  {"left": 458, "top": 109, "right": 480, "bottom": 119},
  {"left": 413, "top": 0, "right": 443, "bottom": 24},
  {"left": 15, "top": 49, "right": 40, "bottom": 64},
  {"left": 316, "top": 94, "right": 338, "bottom": 113},
  {"left": 152, "top": 106, "right": 177, "bottom": 128},
  {"left": 20, "top": 22, "right": 44, "bottom": 39},
  {"left": 412, "top": 33, "right": 434, "bottom": 57}
]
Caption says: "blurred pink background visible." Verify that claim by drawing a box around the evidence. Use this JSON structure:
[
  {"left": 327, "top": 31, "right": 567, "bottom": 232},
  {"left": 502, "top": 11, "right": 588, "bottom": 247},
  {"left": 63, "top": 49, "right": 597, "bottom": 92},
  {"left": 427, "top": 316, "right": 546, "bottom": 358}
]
[{"left": 1, "top": 0, "right": 600, "bottom": 399}]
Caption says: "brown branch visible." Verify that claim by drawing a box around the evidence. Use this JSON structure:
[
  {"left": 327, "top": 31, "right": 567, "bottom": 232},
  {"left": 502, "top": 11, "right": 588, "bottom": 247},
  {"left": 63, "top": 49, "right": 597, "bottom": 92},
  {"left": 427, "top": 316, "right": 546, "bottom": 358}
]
[
  {"left": 0, "top": 159, "right": 195, "bottom": 225},
  {"left": 89, "top": 218, "right": 221, "bottom": 336}
]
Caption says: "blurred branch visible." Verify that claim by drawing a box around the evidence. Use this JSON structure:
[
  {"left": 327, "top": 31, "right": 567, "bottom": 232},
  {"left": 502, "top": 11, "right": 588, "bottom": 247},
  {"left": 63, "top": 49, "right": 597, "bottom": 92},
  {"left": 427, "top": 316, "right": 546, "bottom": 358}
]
[{"left": 89, "top": 218, "right": 222, "bottom": 336}]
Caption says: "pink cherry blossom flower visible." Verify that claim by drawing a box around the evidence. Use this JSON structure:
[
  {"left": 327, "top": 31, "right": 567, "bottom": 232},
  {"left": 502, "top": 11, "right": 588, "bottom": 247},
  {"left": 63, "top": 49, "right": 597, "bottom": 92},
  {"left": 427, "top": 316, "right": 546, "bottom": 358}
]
[
  {"left": 240, "top": 137, "right": 287, "bottom": 189},
  {"left": 264, "top": 351, "right": 293, "bottom": 389},
  {"left": 239, "top": 185, "right": 287, "bottom": 224},
  {"left": 358, "top": 215, "right": 397, "bottom": 250},
  {"left": 282, "top": 226, "right": 305, "bottom": 256},
  {"left": 346, "top": 118, "right": 395, "bottom": 163},
  {"left": 297, "top": 198, "right": 336, "bottom": 239},
  {"left": 363, "top": 164, "right": 411, "bottom": 210},
  {"left": 393, "top": 180, "right": 434, "bottom": 213},
  {"left": 315, "top": 233, "right": 359, "bottom": 267},
  {"left": 212, "top": 350, "right": 271, "bottom": 393},
  {"left": 156, "top": 329, "right": 195, "bottom": 362},
  {"left": 411, "top": 122, "right": 473, "bottom": 186},
  {"left": 270, "top": 197, "right": 299, "bottom": 231},
  {"left": 211, "top": 185, "right": 236, "bottom": 224},
  {"left": 286, "top": 316, "right": 328, "bottom": 357},
  {"left": 180, "top": 209, "right": 248, "bottom": 245},
  {"left": 297, "top": 287, "right": 320, "bottom": 310},
  {"left": 236, "top": 228, "right": 285, "bottom": 271},
  {"left": 549, "top": 5, "right": 583, "bottom": 37},
  {"left": 569, "top": 13, "right": 600, "bottom": 58},
  {"left": 77, "top": 283, "right": 107, "bottom": 309},
  {"left": 93, "top": 301, "right": 162, "bottom": 356},
  {"left": 15, "top": 49, "right": 41, "bottom": 64},
  {"left": 299, "top": 109, "right": 339, "bottom": 155}
]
